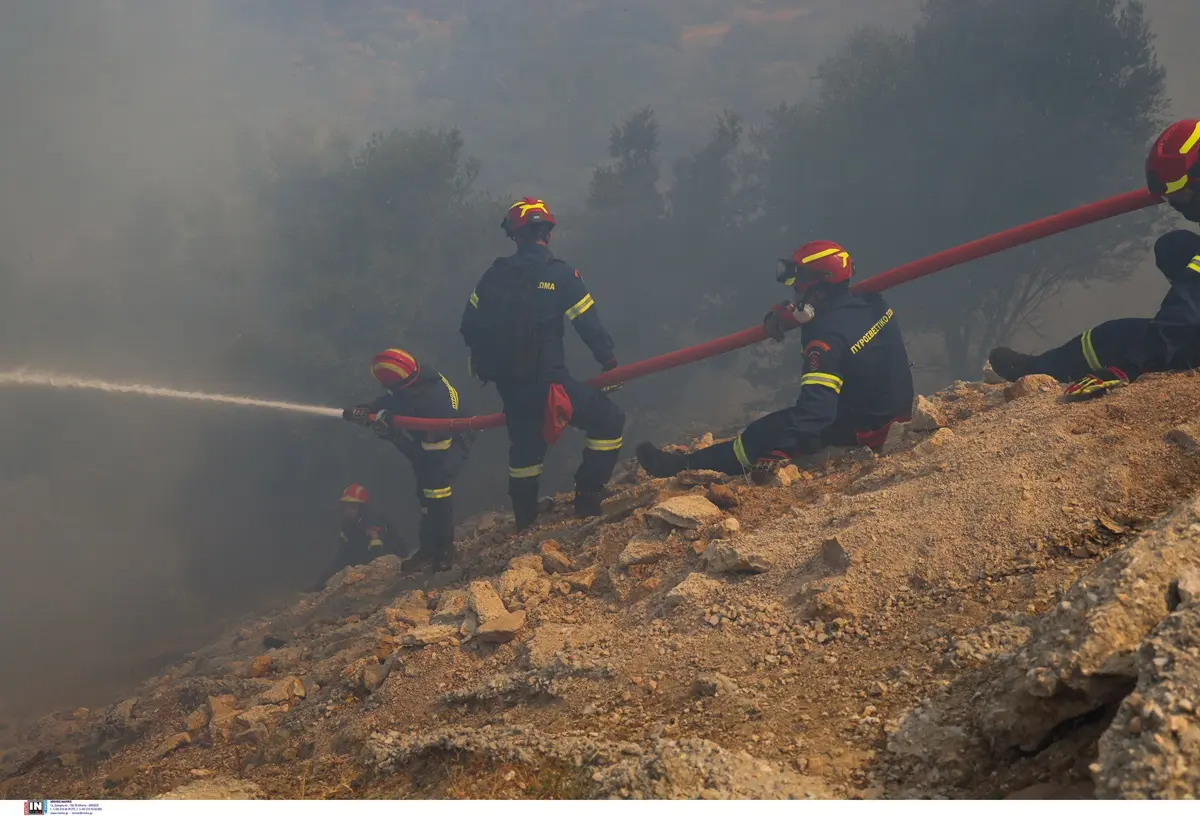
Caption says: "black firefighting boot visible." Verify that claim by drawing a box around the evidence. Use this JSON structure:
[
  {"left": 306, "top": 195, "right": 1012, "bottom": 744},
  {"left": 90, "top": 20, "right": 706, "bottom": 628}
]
[
  {"left": 572, "top": 487, "right": 612, "bottom": 519},
  {"left": 988, "top": 347, "right": 1034, "bottom": 382},
  {"left": 635, "top": 442, "right": 688, "bottom": 478},
  {"left": 427, "top": 499, "right": 456, "bottom": 572},
  {"left": 511, "top": 482, "right": 541, "bottom": 532}
]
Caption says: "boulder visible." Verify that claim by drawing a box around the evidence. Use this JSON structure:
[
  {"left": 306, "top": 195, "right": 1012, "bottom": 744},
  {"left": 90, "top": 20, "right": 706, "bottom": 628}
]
[
  {"left": 648, "top": 495, "right": 724, "bottom": 529},
  {"left": 704, "top": 539, "right": 772, "bottom": 574},
  {"left": 910, "top": 395, "right": 947, "bottom": 432},
  {"left": 361, "top": 661, "right": 392, "bottom": 692},
  {"left": 260, "top": 675, "right": 306, "bottom": 705},
  {"left": 915, "top": 428, "right": 955, "bottom": 456},
  {"left": 249, "top": 655, "right": 272, "bottom": 678},
  {"left": 184, "top": 708, "right": 209, "bottom": 732},
  {"left": 509, "top": 554, "right": 546, "bottom": 574},
  {"left": 498, "top": 566, "right": 552, "bottom": 606},
  {"left": 402, "top": 625, "right": 459, "bottom": 648},
  {"left": 539, "top": 540, "right": 573, "bottom": 574},
  {"left": 1166, "top": 425, "right": 1200, "bottom": 455},
  {"left": 1003, "top": 374, "right": 1059, "bottom": 402},
  {"left": 477, "top": 610, "right": 528, "bottom": 644},
  {"left": 154, "top": 732, "right": 191, "bottom": 759},
  {"left": 661, "top": 573, "right": 723, "bottom": 611},
  {"left": 619, "top": 535, "right": 670, "bottom": 567},
  {"left": 562, "top": 565, "right": 607, "bottom": 594},
  {"left": 431, "top": 591, "right": 469, "bottom": 624},
  {"left": 821, "top": 536, "right": 851, "bottom": 572},
  {"left": 467, "top": 581, "right": 509, "bottom": 625},
  {"left": 706, "top": 483, "right": 738, "bottom": 510},
  {"left": 207, "top": 695, "right": 239, "bottom": 740},
  {"left": 385, "top": 597, "right": 432, "bottom": 629}
]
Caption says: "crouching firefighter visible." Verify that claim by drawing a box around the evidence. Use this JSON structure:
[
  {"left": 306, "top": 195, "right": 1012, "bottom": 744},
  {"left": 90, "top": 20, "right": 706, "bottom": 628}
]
[
  {"left": 636, "top": 241, "right": 914, "bottom": 478},
  {"left": 313, "top": 483, "right": 403, "bottom": 590},
  {"left": 343, "top": 349, "right": 470, "bottom": 572},
  {"left": 989, "top": 119, "right": 1200, "bottom": 400},
  {"left": 460, "top": 197, "right": 625, "bottom": 530}
]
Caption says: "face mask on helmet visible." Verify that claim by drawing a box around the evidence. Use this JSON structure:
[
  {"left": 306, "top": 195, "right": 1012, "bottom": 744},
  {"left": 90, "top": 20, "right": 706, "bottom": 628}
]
[
  {"left": 1166, "top": 186, "right": 1200, "bottom": 223},
  {"left": 776, "top": 258, "right": 823, "bottom": 296}
]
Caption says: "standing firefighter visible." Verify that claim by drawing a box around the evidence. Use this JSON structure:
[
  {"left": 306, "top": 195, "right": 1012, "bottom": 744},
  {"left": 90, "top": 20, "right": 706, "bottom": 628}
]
[
  {"left": 636, "top": 241, "right": 914, "bottom": 478},
  {"left": 989, "top": 119, "right": 1200, "bottom": 399},
  {"left": 314, "top": 483, "right": 402, "bottom": 589},
  {"left": 460, "top": 197, "right": 625, "bottom": 530},
  {"left": 343, "top": 349, "right": 470, "bottom": 572}
]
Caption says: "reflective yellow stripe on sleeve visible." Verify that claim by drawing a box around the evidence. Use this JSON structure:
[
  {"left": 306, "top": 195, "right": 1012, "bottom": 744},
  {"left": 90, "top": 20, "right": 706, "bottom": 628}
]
[
  {"left": 732, "top": 434, "right": 752, "bottom": 468},
  {"left": 509, "top": 464, "right": 544, "bottom": 479},
  {"left": 799, "top": 372, "right": 844, "bottom": 394},
  {"left": 1188, "top": 254, "right": 1200, "bottom": 274},
  {"left": 1081, "top": 329, "right": 1102, "bottom": 371},
  {"left": 585, "top": 436, "right": 623, "bottom": 452},
  {"left": 421, "top": 438, "right": 453, "bottom": 451},
  {"left": 422, "top": 486, "right": 452, "bottom": 500},
  {"left": 565, "top": 294, "right": 594, "bottom": 320},
  {"left": 469, "top": 291, "right": 479, "bottom": 308}
]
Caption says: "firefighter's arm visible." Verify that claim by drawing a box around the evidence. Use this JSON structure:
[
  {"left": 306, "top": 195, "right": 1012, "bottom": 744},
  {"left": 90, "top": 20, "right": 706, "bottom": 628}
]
[
  {"left": 561, "top": 268, "right": 617, "bottom": 366},
  {"left": 776, "top": 337, "right": 847, "bottom": 455}
]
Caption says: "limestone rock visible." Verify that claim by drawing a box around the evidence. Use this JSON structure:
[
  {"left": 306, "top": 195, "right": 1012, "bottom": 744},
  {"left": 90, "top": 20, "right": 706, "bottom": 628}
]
[
  {"left": 1178, "top": 571, "right": 1200, "bottom": 606},
  {"left": 662, "top": 573, "right": 723, "bottom": 611},
  {"left": 539, "top": 540, "right": 573, "bottom": 574},
  {"left": 562, "top": 565, "right": 606, "bottom": 594},
  {"left": 1003, "top": 374, "right": 1059, "bottom": 402},
  {"left": 259, "top": 675, "right": 306, "bottom": 705},
  {"left": 769, "top": 464, "right": 802, "bottom": 488},
  {"left": 467, "top": 581, "right": 509, "bottom": 625},
  {"left": 157, "top": 777, "right": 265, "bottom": 800},
  {"left": 916, "top": 428, "right": 955, "bottom": 456},
  {"left": 704, "top": 539, "right": 772, "bottom": 574},
  {"left": 647, "top": 495, "right": 724, "bottom": 529},
  {"left": 619, "top": 535, "right": 670, "bottom": 567},
  {"left": 981, "top": 363, "right": 1006, "bottom": 385},
  {"left": 385, "top": 597, "right": 431, "bottom": 630},
  {"left": 249, "top": 655, "right": 272, "bottom": 678},
  {"left": 498, "top": 565, "right": 551, "bottom": 606},
  {"left": 184, "top": 708, "right": 209, "bottom": 732},
  {"left": 236, "top": 705, "right": 283, "bottom": 731},
  {"left": 361, "top": 661, "right": 392, "bottom": 692},
  {"left": 706, "top": 482, "right": 738, "bottom": 510},
  {"left": 910, "top": 395, "right": 947, "bottom": 432},
  {"left": 821, "top": 536, "right": 851, "bottom": 572},
  {"left": 154, "top": 732, "right": 191, "bottom": 759},
  {"left": 477, "top": 610, "right": 528, "bottom": 644},
  {"left": 431, "top": 590, "right": 469, "bottom": 624},
  {"left": 207, "top": 695, "right": 239, "bottom": 739},
  {"left": 509, "top": 554, "right": 546, "bottom": 574},
  {"left": 402, "top": 625, "right": 459, "bottom": 648}
]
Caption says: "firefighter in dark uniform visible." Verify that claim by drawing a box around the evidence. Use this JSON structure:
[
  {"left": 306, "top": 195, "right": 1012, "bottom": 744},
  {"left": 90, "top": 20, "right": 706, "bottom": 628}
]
[
  {"left": 313, "top": 483, "right": 403, "bottom": 589},
  {"left": 990, "top": 119, "right": 1200, "bottom": 399},
  {"left": 460, "top": 197, "right": 625, "bottom": 530},
  {"left": 342, "top": 348, "right": 470, "bottom": 572},
  {"left": 636, "top": 240, "right": 914, "bottom": 478}
]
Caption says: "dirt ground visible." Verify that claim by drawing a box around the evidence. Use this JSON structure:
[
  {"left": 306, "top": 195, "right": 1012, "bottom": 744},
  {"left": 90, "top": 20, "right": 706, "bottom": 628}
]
[{"left": 5, "top": 370, "right": 1200, "bottom": 799}]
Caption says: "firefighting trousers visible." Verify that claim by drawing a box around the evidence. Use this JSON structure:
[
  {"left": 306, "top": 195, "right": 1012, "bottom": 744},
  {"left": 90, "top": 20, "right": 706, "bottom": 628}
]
[
  {"left": 404, "top": 433, "right": 470, "bottom": 568},
  {"left": 685, "top": 409, "right": 899, "bottom": 476},
  {"left": 497, "top": 377, "right": 625, "bottom": 510},
  {"left": 1025, "top": 319, "right": 1200, "bottom": 382}
]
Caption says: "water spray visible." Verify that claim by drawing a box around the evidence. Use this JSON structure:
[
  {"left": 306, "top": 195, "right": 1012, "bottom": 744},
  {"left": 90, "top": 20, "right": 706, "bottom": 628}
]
[{"left": 0, "top": 369, "right": 342, "bottom": 418}]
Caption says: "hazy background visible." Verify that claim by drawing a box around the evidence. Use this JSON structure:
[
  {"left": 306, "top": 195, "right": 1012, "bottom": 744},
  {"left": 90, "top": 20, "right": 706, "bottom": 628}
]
[{"left": 0, "top": 0, "right": 1196, "bottom": 720}]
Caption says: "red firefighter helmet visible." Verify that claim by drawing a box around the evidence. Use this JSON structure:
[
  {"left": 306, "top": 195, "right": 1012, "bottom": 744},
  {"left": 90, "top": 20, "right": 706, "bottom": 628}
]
[
  {"left": 501, "top": 197, "right": 556, "bottom": 237},
  {"left": 340, "top": 483, "right": 370, "bottom": 504},
  {"left": 1146, "top": 120, "right": 1200, "bottom": 212},
  {"left": 370, "top": 348, "right": 419, "bottom": 390},
  {"left": 776, "top": 240, "right": 854, "bottom": 294}
]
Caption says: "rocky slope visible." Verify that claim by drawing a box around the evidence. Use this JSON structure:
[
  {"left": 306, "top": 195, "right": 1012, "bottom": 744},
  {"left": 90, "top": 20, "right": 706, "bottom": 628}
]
[{"left": 4, "top": 370, "right": 1200, "bottom": 799}]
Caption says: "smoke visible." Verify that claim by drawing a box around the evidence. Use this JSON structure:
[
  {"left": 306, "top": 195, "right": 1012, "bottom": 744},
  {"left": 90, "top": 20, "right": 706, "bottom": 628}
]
[{"left": 0, "top": 0, "right": 1195, "bottom": 723}]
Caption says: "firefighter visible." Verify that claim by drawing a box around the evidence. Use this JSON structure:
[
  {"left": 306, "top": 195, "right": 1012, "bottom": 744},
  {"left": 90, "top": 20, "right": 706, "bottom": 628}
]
[
  {"left": 460, "top": 197, "right": 625, "bottom": 530},
  {"left": 314, "top": 483, "right": 403, "bottom": 589},
  {"left": 989, "top": 119, "right": 1200, "bottom": 399},
  {"left": 342, "top": 349, "right": 470, "bottom": 572},
  {"left": 636, "top": 240, "right": 914, "bottom": 478}
]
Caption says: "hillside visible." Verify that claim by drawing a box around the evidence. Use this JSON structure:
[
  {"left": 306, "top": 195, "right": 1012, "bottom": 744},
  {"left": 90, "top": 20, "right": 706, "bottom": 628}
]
[{"left": 4, "top": 369, "right": 1200, "bottom": 799}]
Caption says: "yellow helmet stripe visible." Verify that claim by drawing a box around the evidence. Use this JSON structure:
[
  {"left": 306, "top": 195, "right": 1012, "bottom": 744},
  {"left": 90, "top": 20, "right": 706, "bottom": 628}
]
[
  {"left": 1180, "top": 121, "right": 1200, "bottom": 155},
  {"left": 801, "top": 247, "right": 840, "bottom": 264}
]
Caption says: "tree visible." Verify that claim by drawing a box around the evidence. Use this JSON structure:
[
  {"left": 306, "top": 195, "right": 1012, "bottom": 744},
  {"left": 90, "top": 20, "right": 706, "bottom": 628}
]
[{"left": 756, "top": 0, "right": 1167, "bottom": 377}]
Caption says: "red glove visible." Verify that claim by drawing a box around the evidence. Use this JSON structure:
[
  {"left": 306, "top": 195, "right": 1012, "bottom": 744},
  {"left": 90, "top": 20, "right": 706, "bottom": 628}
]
[
  {"left": 752, "top": 449, "right": 792, "bottom": 472},
  {"left": 763, "top": 302, "right": 801, "bottom": 342}
]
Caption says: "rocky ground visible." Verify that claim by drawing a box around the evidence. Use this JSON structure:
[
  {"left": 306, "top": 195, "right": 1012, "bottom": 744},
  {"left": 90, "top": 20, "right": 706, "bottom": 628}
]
[{"left": 4, "top": 369, "right": 1200, "bottom": 799}]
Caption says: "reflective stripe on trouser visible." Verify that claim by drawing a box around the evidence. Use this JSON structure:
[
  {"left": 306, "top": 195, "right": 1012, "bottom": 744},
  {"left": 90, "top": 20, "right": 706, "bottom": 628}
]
[{"left": 1025, "top": 318, "right": 1156, "bottom": 383}]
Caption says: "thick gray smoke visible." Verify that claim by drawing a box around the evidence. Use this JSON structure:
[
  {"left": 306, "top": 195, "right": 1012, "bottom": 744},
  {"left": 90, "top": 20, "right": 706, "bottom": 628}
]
[{"left": 0, "top": 0, "right": 1196, "bottom": 723}]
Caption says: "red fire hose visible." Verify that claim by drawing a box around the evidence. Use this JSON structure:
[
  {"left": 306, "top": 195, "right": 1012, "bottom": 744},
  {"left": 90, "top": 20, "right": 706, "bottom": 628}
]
[{"left": 372, "top": 187, "right": 1162, "bottom": 432}]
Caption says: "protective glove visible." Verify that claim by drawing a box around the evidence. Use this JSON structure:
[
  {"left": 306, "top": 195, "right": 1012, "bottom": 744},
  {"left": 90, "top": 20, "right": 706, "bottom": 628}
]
[
  {"left": 1062, "top": 366, "right": 1129, "bottom": 402},
  {"left": 763, "top": 301, "right": 815, "bottom": 342},
  {"left": 600, "top": 358, "right": 623, "bottom": 393},
  {"left": 343, "top": 404, "right": 373, "bottom": 425},
  {"left": 371, "top": 409, "right": 395, "bottom": 438}
]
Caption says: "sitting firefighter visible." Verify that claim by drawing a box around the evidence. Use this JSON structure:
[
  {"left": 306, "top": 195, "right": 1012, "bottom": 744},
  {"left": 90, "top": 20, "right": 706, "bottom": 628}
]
[
  {"left": 989, "top": 119, "right": 1200, "bottom": 399},
  {"left": 343, "top": 349, "right": 470, "bottom": 573},
  {"left": 636, "top": 240, "right": 914, "bottom": 478},
  {"left": 313, "top": 483, "right": 403, "bottom": 590}
]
